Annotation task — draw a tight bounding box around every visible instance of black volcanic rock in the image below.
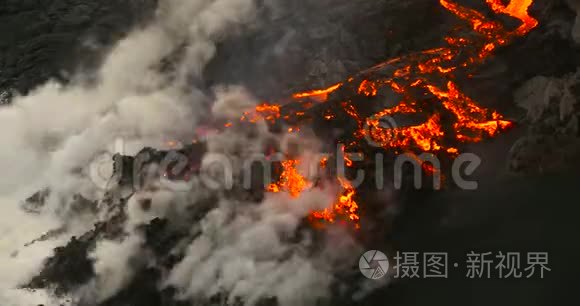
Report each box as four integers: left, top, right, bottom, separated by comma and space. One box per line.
0, 0, 157, 98
27, 234, 96, 296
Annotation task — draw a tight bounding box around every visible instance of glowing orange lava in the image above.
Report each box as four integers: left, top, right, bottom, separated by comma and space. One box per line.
240, 103, 281, 123
268, 158, 362, 229
310, 177, 360, 229
268, 160, 310, 198
226, 0, 537, 228
292, 83, 343, 101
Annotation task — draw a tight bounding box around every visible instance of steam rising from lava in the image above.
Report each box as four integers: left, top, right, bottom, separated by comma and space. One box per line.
0, 0, 540, 305
0, 0, 257, 304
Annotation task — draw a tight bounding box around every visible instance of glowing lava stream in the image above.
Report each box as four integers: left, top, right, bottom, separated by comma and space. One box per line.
229, 0, 538, 228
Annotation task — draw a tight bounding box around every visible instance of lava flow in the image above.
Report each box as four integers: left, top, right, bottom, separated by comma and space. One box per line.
267, 160, 311, 197
228, 0, 538, 228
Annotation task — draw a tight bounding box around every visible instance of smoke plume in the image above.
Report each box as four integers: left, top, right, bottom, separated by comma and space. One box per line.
0, 1, 362, 305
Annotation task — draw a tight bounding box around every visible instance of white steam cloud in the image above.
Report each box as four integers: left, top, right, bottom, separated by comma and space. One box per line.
0, 0, 363, 305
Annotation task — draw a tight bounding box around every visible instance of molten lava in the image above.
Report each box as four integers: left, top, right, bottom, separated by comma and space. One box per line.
292, 83, 344, 101
310, 177, 360, 228
226, 0, 538, 228
267, 160, 311, 198
268, 158, 362, 229
241, 103, 281, 123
